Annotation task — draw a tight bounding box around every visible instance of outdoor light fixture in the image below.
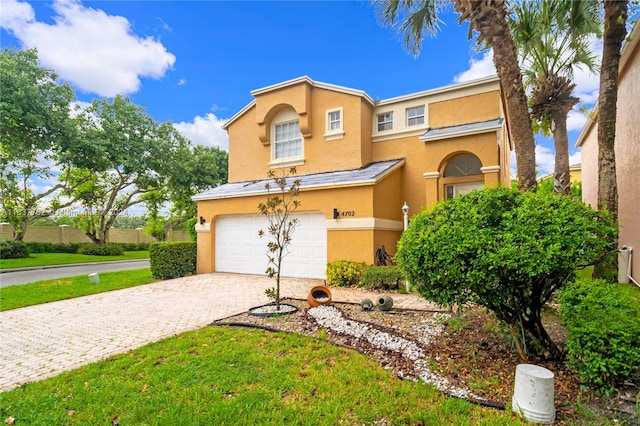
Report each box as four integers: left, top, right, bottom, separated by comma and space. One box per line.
333, 208, 339, 220
401, 202, 409, 231
199, 216, 205, 225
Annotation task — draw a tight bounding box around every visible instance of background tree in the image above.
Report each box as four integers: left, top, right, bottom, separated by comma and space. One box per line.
397, 187, 617, 359
0, 48, 89, 240
510, 0, 600, 195
257, 167, 301, 310
375, 0, 538, 191
144, 144, 227, 241
71, 96, 187, 244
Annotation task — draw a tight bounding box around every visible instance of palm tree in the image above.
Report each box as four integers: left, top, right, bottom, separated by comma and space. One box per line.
510, 0, 600, 195
597, 0, 627, 218
376, 0, 538, 191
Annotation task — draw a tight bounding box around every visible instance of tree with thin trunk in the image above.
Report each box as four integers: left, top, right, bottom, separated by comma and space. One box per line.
258, 167, 301, 311
510, 0, 601, 195
375, 0, 537, 191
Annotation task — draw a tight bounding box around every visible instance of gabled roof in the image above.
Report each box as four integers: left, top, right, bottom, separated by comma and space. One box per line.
419, 118, 504, 141
192, 159, 405, 201
222, 76, 375, 130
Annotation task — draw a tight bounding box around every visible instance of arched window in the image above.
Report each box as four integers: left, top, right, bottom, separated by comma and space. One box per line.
444, 154, 482, 177
442, 153, 484, 200
270, 108, 304, 167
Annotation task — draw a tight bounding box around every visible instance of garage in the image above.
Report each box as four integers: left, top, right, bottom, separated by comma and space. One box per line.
215, 211, 327, 279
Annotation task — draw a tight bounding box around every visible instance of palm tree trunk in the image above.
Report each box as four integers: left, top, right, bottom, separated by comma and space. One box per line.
453, 0, 537, 191
550, 111, 571, 195
597, 0, 626, 218
594, 0, 627, 279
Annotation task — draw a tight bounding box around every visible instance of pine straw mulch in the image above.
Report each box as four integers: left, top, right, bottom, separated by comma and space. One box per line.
212, 297, 640, 425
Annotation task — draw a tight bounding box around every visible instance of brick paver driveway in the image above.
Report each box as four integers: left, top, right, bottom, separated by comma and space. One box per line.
0, 273, 439, 392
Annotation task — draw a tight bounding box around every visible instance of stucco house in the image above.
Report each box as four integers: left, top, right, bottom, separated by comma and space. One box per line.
194, 76, 512, 279
576, 21, 639, 285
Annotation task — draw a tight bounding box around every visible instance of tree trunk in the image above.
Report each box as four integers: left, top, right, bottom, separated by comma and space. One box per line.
597, 0, 626, 217
550, 111, 571, 195
594, 0, 627, 279
453, 0, 537, 191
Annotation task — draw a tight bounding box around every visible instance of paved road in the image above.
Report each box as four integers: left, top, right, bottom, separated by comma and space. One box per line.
0, 260, 150, 288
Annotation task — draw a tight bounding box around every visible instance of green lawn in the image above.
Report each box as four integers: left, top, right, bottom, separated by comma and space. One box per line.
0, 251, 149, 269
0, 326, 525, 425
0, 268, 156, 311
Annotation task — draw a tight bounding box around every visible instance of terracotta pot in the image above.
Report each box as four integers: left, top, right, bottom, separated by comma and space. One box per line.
308, 285, 332, 307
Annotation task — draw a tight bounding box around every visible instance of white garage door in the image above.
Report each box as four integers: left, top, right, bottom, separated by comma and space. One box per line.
215, 212, 327, 279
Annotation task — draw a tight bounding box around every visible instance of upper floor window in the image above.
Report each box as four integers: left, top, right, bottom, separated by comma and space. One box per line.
377, 112, 393, 131
328, 110, 341, 131
274, 120, 302, 160
324, 107, 344, 141
407, 106, 425, 126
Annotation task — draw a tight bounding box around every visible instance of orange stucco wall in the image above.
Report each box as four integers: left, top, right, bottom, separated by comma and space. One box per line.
429, 92, 501, 128
199, 77, 511, 275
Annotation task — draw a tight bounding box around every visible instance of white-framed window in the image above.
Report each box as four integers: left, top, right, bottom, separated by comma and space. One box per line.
377, 112, 393, 131
324, 107, 344, 141
407, 106, 425, 126
274, 120, 303, 160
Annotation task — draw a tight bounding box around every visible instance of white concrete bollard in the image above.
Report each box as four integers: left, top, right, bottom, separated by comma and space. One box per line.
512, 364, 555, 424
88, 273, 100, 284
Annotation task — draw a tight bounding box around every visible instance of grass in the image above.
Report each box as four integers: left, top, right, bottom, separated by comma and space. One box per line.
0, 268, 156, 311
0, 326, 526, 425
0, 251, 149, 269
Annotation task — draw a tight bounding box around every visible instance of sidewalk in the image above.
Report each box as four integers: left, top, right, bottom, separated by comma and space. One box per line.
0, 273, 440, 392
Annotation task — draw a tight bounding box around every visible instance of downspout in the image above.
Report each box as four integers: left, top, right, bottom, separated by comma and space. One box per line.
622, 246, 639, 287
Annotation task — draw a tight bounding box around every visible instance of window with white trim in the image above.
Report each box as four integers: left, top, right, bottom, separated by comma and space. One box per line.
329, 110, 341, 131
274, 120, 302, 160
324, 107, 344, 141
406, 106, 425, 126
377, 112, 393, 131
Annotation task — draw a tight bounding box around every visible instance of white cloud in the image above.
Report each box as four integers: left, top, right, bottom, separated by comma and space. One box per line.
453, 50, 496, 83
511, 144, 582, 179
173, 113, 229, 150
1, 0, 175, 97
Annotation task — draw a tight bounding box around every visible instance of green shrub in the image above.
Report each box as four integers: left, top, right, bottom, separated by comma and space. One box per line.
559, 280, 640, 395
77, 243, 124, 256
0, 239, 30, 259
397, 187, 617, 359
25, 242, 81, 254
149, 241, 196, 279
360, 266, 404, 290
326, 260, 367, 287
118, 242, 150, 251
186, 217, 197, 242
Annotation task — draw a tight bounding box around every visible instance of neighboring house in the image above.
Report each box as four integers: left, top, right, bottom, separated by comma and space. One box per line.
576, 21, 639, 284
194, 76, 512, 279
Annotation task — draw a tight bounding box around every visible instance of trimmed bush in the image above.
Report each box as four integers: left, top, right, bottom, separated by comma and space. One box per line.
326, 260, 367, 287
149, 241, 196, 279
397, 187, 617, 359
77, 243, 124, 256
25, 242, 81, 254
118, 242, 150, 251
0, 239, 30, 259
559, 280, 640, 395
360, 266, 404, 290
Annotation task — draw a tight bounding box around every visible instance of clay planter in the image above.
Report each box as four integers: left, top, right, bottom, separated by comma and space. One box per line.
376, 295, 394, 311
308, 286, 332, 307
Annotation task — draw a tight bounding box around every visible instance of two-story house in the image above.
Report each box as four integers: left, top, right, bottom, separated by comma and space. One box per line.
194, 76, 512, 279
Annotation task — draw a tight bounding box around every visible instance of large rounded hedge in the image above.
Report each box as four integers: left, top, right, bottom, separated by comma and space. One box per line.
397, 187, 617, 358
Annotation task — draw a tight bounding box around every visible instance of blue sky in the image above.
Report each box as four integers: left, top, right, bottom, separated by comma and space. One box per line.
2, 0, 600, 180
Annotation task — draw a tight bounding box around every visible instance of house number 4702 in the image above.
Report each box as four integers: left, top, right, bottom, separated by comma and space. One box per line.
341, 211, 355, 217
